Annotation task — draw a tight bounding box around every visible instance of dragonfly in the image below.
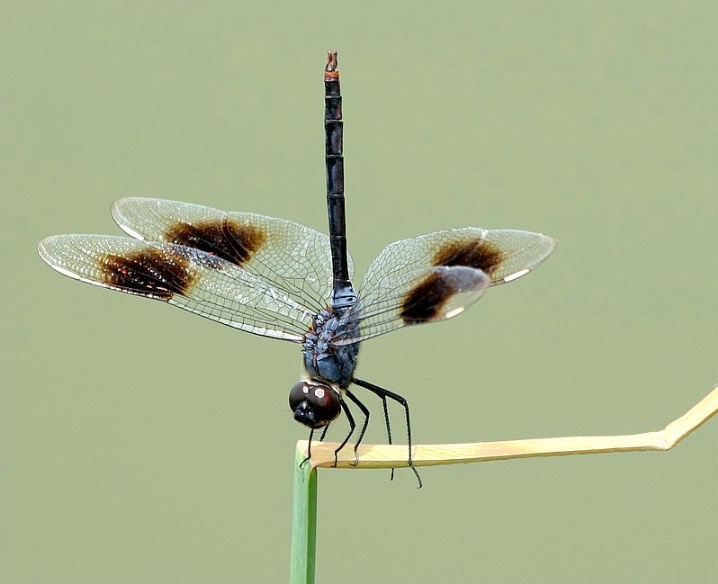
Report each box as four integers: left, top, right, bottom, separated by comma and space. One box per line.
38, 51, 556, 487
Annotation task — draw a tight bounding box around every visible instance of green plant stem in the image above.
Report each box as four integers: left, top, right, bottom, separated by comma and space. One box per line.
290, 444, 317, 584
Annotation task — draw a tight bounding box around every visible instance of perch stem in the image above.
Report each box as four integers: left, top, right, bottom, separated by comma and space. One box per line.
302, 385, 718, 469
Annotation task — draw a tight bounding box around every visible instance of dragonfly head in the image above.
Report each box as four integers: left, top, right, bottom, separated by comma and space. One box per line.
289, 379, 341, 429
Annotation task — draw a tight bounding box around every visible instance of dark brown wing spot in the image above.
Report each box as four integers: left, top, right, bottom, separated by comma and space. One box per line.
433, 237, 503, 276
165, 219, 266, 266
400, 271, 454, 324
101, 248, 194, 300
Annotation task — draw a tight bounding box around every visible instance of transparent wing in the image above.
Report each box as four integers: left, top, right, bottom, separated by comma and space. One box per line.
111, 197, 354, 311
337, 227, 556, 343
38, 234, 318, 342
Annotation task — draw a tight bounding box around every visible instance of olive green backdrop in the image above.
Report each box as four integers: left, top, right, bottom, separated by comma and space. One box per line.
2, 2, 716, 583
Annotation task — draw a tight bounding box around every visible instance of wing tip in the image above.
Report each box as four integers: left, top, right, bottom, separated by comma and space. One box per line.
37, 234, 68, 266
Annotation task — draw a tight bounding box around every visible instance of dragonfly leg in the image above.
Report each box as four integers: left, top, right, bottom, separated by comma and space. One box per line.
300, 428, 315, 468
344, 389, 370, 467
352, 377, 423, 489
319, 422, 331, 442
333, 400, 356, 467
373, 389, 395, 480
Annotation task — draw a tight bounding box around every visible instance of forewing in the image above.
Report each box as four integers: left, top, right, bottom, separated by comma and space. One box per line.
340, 227, 556, 343
111, 197, 353, 310
38, 234, 317, 341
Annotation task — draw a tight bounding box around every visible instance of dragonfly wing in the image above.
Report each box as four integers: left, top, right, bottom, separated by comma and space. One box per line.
38, 234, 316, 341
111, 197, 354, 311
338, 227, 556, 343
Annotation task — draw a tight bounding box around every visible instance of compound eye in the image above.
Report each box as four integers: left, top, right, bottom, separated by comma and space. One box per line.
289, 380, 341, 429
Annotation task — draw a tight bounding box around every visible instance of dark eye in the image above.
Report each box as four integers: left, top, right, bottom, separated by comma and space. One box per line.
289, 380, 341, 429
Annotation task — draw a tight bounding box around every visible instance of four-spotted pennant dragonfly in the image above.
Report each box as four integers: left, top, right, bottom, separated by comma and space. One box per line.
38, 52, 556, 487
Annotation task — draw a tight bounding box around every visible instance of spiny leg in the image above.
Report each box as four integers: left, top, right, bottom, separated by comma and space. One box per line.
353, 384, 395, 479
374, 390, 396, 480
300, 428, 315, 468
344, 389, 371, 467
333, 400, 356, 467
353, 378, 423, 488
319, 422, 331, 442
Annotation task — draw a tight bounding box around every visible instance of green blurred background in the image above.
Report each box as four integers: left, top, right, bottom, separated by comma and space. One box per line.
2, 2, 716, 582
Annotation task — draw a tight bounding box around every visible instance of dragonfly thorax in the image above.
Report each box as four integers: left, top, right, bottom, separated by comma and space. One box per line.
302, 308, 360, 388
289, 379, 341, 429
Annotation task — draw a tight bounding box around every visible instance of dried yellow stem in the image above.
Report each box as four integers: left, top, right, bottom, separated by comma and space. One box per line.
303, 385, 718, 469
